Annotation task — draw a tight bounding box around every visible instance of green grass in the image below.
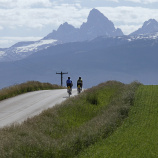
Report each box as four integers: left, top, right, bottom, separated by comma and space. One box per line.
57, 82, 118, 129
76, 85, 158, 158
0, 81, 63, 101
0, 80, 140, 158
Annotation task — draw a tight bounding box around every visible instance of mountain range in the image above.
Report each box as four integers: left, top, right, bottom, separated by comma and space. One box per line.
43, 9, 123, 42
1, 8, 158, 62
0, 8, 158, 89
1, 34, 158, 89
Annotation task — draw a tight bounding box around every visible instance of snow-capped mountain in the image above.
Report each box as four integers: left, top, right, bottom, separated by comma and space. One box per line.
43, 8, 124, 42
0, 8, 124, 62
1, 9, 158, 89
1, 9, 158, 62
1, 33, 158, 89
0, 39, 61, 61
130, 19, 158, 35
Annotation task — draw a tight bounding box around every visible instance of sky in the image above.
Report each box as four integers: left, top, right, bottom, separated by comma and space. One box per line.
0, 0, 158, 48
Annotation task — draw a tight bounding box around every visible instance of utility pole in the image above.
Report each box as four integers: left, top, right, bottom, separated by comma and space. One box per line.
56, 71, 68, 87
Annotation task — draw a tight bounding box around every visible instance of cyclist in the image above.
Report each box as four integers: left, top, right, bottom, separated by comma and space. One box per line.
66, 77, 73, 93
77, 77, 83, 90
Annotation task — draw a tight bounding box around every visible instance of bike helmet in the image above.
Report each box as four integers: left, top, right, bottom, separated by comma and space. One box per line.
68, 77, 70, 79
79, 77, 81, 79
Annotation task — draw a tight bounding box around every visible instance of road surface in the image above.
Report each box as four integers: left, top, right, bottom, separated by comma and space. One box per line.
0, 89, 77, 128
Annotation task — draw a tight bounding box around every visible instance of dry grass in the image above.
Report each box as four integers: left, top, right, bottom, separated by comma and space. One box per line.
0, 81, 63, 101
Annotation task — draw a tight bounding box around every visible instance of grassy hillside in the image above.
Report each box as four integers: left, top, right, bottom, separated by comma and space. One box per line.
0, 81, 63, 101
0, 81, 140, 158
76, 85, 158, 158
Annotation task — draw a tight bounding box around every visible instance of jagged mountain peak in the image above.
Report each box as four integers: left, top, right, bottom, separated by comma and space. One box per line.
130, 19, 158, 35
43, 8, 123, 42
57, 22, 76, 32
82, 8, 114, 28
58, 22, 73, 29
43, 21, 78, 41
143, 19, 157, 27
87, 8, 109, 23
80, 8, 123, 38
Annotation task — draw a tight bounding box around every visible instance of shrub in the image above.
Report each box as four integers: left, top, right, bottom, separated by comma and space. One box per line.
0, 81, 63, 101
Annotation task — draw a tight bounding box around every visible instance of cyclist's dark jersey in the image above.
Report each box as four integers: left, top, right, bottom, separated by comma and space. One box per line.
77, 79, 83, 88
66, 79, 73, 88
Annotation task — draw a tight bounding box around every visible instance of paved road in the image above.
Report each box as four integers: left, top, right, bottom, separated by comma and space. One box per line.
0, 89, 77, 128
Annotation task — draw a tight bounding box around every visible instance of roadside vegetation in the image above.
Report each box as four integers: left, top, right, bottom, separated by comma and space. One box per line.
76, 85, 158, 158
0, 81, 63, 101
0, 80, 141, 157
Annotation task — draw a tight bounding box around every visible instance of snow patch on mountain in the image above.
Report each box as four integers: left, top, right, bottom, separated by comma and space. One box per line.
1, 9, 158, 62
0, 39, 60, 61
15, 39, 58, 54
0, 51, 6, 57
129, 32, 158, 40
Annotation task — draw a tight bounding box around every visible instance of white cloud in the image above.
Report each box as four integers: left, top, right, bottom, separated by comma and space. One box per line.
0, 0, 14, 8
97, 6, 158, 34
91, 0, 119, 2
0, 3, 89, 30
1, 1, 157, 35
0, 0, 52, 8
0, 25, 3, 30
118, 24, 142, 35
0, 3, 90, 47
124, 0, 141, 2
0, 1, 158, 47
102, 0, 119, 2
124, 0, 158, 4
